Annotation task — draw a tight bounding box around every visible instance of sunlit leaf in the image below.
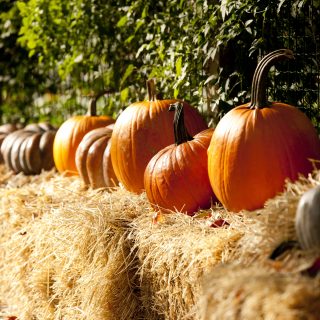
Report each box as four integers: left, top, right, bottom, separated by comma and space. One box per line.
117, 15, 128, 28
175, 56, 182, 77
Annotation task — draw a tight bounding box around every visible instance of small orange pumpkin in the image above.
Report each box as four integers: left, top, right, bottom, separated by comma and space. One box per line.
144, 102, 216, 215
75, 124, 118, 189
53, 92, 115, 175
111, 79, 208, 193
208, 49, 320, 212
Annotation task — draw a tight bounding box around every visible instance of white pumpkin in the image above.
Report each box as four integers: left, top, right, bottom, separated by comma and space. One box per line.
295, 185, 320, 250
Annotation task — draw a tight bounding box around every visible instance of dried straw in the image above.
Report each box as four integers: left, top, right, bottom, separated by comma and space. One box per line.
0, 166, 144, 320
198, 263, 320, 320
133, 171, 320, 319
1, 165, 320, 320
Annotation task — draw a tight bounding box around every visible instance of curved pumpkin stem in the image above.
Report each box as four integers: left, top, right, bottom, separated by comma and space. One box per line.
169, 102, 193, 145
147, 78, 157, 102
249, 49, 294, 109
88, 89, 113, 116
250, 49, 288, 107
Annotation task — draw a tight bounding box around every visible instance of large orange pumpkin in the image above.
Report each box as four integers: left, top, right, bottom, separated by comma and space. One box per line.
53, 92, 114, 175
144, 102, 216, 215
208, 49, 320, 212
110, 79, 208, 193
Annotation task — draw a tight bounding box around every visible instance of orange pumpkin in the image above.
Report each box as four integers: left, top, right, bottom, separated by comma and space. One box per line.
111, 79, 208, 193
53, 92, 114, 175
144, 102, 216, 215
75, 124, 118, 189
208, 49, 320, 212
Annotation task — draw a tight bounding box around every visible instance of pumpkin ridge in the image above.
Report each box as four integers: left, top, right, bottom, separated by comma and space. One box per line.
87, 136, 110, 188
173, 143, 201, 211
102, 139, 117, 187
185, 144, 210, 210
130, 106, 141, 188
147, 149, 171, 210
158, 149, 177, 210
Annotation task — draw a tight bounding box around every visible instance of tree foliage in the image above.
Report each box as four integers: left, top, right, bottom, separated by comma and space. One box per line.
0, 0, 58, 123
1, 0, 319, 128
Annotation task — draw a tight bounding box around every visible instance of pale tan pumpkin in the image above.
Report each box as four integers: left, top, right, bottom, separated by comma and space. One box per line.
295, 185, 320, 250
0, 123, 22, 163
75, 124, 118, 189
1, 122, 57, 174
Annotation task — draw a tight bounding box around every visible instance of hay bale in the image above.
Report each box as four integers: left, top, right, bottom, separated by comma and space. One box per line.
132, 210, 243, 319
198, 264, 320, 320
0, 169, 60, 319
0, 167, 145, 320
133, 171, 320, 319
1, 163, 320, 320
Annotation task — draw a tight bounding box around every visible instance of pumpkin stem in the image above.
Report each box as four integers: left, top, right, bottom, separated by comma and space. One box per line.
249, 49, 294, 109
250, 49, 287, 107
169, 102, 193, 145
147, 78, 157, 102
88, 89, 113, 116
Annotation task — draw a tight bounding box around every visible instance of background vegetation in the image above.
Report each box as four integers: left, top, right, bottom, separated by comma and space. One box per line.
0, 0, 319, 129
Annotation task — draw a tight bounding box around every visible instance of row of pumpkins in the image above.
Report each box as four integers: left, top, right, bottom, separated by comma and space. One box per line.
1, 49, 320, 221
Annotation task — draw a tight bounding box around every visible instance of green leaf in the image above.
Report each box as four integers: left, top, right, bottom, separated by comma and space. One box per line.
28, 49, 35, 57
135, 20, 144, 32
120, 87, 129, 102
141, 6, 148, 19
175, 56, 182, 77
174, 88, 179, 98
120, 64, 135, 86
125, 35, 135, 44
117, 15, 128, 28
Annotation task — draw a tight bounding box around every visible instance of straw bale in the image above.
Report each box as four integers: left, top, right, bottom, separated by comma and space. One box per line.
1, 163, 320, 320
198, 264, 320, 320
133, 171, 320, 319
0, 166, 145, 320
132, 208, 244, 319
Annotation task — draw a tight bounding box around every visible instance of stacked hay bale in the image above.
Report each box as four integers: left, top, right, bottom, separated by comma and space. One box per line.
133, 171, 320, 319
132, 211, 243, 319
198, 264, 320, 319
1, 164, 320, 319
0, 167, 143, 319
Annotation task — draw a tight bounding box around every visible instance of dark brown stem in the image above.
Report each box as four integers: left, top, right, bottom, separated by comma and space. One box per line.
249, 49, 294, 109
169, 102, 193, 145
147, 78, 157, 101
88, 89, 113, 116
251, 49, 287, 107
